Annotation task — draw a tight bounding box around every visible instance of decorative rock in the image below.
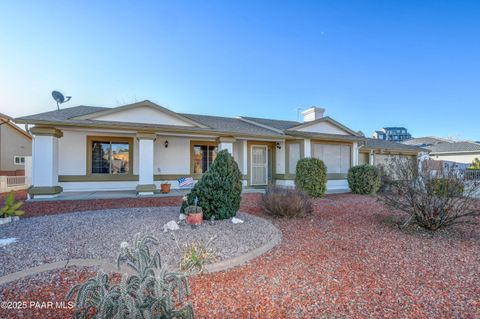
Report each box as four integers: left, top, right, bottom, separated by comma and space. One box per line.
120, 241, 130, 249
178, 213, 186, 220
163, 220, 180, 232
0, 237, 17, 247
0, 217, 12, 225
231, 217, 244, 224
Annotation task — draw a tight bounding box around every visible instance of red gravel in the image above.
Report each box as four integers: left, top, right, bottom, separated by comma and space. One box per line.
1, 193, 479, 318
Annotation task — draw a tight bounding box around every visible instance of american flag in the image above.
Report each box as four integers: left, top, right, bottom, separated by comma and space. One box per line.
178, 176, 194, 187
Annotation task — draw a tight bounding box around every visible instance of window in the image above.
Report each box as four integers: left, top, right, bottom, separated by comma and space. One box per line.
14, 156, 25, 165
90, 138, 131, 174
192, 143, 217, 174
312, 143, 351, 174
287, 142, 301, 174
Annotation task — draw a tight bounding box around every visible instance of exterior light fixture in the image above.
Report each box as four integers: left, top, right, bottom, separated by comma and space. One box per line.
164, 140, 169, 148
276, 142, 281, 150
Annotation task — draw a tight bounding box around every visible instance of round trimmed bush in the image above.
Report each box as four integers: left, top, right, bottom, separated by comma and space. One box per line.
347, 164, 381, 195
180, 149, 242, 220
294, 157, 327, 198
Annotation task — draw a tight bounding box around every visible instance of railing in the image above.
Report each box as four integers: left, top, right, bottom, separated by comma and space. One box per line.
464, 169, 480, 181
6, 176, 26, 186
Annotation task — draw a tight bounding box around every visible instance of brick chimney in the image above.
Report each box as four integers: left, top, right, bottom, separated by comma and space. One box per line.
301, 107, 325, 122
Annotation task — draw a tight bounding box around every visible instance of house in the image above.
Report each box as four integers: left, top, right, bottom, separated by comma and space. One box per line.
358, 138, 426, 167
373, 127, 412, 142
403, 137, 480, 165
15, 100, 424, 198
0, 113, 32, 176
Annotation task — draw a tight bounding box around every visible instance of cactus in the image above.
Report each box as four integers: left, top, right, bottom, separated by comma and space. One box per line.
0, 191, 24, 218
67, 233, 194, 319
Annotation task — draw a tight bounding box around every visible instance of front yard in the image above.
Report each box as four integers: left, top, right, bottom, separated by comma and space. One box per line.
1, 192, 479, 318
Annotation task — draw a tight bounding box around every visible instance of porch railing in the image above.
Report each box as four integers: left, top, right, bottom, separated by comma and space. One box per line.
0, 175, 29, 193
6, 176, 26, 186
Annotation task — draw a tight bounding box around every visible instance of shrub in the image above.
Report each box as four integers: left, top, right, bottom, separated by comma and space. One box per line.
262, 185, 313, 218
347, 164, 381, 195
181, 149, 242, 220
427, 178, 464, 197
379, 157, 480, 231
67, 234, 194, 319
0, 191, 24, 218
180, 240, 217, 274
295, 158, 327, 198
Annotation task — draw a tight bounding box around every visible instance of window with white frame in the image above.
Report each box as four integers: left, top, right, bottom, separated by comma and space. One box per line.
14, 156, 26, 165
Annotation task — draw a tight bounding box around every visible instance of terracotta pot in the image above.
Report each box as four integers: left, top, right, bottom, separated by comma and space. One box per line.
186, 212, 203, 225
160, 183, 171, 193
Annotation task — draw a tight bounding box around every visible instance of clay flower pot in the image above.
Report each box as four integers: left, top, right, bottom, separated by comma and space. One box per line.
160, 183, 171, 194
185, 206, 203, 225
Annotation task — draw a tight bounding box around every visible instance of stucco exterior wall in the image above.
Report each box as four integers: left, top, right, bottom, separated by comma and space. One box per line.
92, 106, 193, 126
297, 121, 349, 135
0, 124, 31, 172
154, 136, 191, 174
430, 153, 480, 165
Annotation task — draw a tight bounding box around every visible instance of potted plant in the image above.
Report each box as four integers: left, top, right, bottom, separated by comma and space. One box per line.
160, 182, 171, 194
0, 191, 24, 225
184, 197, 203, 225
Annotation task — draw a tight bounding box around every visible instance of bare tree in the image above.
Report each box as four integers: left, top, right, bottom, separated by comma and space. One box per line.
379, 156, 480, 230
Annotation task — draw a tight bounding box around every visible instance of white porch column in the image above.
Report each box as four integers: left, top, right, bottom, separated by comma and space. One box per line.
29, 127, 63, 199
351, 142, 359, 166
303, 138, 311, 157
136, 133, 156, 195
369, 150, 375, 165
217, 137, 235, 154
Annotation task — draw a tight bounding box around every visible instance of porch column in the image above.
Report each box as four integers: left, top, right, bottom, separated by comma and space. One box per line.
304, 139, 311, 157
217, 137, 235, 154
136, 133, 156, 195
369, 150, 375, 165
351, 142, 359, 166
29, 127, 63, 199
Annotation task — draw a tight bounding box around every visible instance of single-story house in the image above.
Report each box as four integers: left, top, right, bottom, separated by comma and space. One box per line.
15, 100, 423, 198
359, 138, 427, 167
0, 112, 32, 176
403, 137, 480, 165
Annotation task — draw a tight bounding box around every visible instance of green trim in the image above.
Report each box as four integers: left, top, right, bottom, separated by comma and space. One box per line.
275, 174, 295, 180
59, 175, 139, 182
154, 174, 188, 181
28, 186, 63, 196
30, 127, 63, 138
136, 184, 157, 192
190, 140, 219, 176
275, 173, 347, 180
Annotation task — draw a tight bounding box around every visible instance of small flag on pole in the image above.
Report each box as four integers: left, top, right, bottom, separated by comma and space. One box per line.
178, 176, 194, 187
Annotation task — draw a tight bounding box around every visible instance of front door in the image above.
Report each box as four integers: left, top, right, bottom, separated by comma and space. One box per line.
251, 145, 268, 185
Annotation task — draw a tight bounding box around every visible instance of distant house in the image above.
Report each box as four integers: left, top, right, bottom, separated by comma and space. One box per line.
0, 113, 32, 176
373, 127, 412, 142
403, 137, 480, 165
359, 138, 426, 167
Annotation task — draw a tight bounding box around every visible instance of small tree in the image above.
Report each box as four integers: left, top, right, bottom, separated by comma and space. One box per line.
469, 157, 480, 170
295, 158, 327, 198
348, 164, 381, 195
181, 149, 242, 220
379, 157, 480, 230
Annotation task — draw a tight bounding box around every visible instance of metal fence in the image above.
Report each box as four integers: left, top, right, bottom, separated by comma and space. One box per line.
464, 169, 480, 181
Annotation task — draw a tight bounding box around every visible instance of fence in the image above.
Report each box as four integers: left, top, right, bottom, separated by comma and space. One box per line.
464, 169, 480, 181
0, 176, 29, 193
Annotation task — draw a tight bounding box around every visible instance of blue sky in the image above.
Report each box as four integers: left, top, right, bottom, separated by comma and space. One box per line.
1, 1, 479, 140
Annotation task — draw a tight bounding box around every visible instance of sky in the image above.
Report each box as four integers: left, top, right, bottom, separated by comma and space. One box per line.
0, 1, 479, 140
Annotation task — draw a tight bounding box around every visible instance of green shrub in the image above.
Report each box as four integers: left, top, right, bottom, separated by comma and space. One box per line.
347, 164, 381, 195
181, 149, 242, 220
262, 185, 313, 218
294, 158, 327, 198
0, 191, 24, 218
427, 178, 464, 197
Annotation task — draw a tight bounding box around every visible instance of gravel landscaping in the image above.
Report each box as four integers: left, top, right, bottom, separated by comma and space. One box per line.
0, 206, 280, 277
1, 193, 479, 318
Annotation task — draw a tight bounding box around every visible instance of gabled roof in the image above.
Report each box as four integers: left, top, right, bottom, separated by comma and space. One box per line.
0, 113, 32, 140
362, 138, 426, 153
402, 136, 452, 146
72, 100, 208, 128
287, 116, 362, 136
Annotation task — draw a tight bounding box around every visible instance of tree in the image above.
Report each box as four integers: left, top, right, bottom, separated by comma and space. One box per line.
181, 149, 242, 220
469, 157, 480, 170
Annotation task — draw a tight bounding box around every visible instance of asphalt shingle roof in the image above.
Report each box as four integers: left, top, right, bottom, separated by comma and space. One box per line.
17, 106, 108, 122
363, 138, 426, 152
428, 142, 480, 153
240, 116, 300, 130
402, 137, 452, 146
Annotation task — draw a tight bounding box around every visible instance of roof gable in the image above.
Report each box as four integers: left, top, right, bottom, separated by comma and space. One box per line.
73, 100, 207, 127
288, 117, 359, 136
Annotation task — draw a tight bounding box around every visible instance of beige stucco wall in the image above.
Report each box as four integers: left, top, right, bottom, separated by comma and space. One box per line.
0, 124, 31, 171
430, 153, 480, 165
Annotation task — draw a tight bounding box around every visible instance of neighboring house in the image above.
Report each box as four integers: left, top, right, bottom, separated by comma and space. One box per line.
373, 127, 412, 142
358, 138, 426, 167
403, 137, 480, 165
0, 112, 32, 176
16, 101, 423, 198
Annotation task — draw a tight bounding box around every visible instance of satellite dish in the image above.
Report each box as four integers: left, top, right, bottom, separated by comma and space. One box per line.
51, 91, 72, 110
